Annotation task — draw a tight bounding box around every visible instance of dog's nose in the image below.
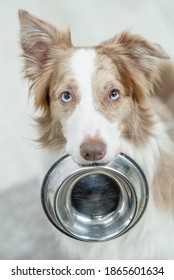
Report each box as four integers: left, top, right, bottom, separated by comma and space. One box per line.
80, 138, 106, 161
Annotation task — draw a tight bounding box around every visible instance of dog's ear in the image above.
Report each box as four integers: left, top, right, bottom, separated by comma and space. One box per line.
18, 10, 72, 111
98, 31, 170, 102
101, 30, 169, 60
18, 10, 72, 77
99, 31, 170, 79
114, 31, 169, 59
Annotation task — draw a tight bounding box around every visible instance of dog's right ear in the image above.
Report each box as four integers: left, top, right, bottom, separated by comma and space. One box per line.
18, 10, 72, 110
18, 10, 72, 77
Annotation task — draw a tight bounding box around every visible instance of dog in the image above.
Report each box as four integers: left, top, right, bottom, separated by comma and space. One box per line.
19, 10, 174, 259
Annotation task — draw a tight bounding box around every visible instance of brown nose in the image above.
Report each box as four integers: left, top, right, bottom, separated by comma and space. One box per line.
80, 138, 106, 161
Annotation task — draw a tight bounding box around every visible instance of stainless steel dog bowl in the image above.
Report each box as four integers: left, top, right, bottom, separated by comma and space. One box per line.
41, 153, 148, 242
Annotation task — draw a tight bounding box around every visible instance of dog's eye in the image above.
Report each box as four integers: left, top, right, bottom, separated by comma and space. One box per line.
109, 89, 120, 101
61, 91, 73, 103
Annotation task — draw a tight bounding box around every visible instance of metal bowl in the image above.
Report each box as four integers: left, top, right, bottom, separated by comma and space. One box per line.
41, 153, 148, 242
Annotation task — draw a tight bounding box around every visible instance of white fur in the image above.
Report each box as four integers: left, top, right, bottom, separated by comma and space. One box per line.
64, 49, 121, 165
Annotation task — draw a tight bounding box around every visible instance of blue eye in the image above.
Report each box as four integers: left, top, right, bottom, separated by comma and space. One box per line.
109, 89, 120, 101
61, 91, 73, 103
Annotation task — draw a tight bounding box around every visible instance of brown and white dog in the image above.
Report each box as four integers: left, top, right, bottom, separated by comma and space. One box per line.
19, 10, 174, 259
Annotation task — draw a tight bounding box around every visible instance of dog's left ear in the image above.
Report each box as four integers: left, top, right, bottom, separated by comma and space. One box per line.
101, 31, 169, 60
99, 31, 170, 80
114, 31, 169, 59
99, 31, 170, 101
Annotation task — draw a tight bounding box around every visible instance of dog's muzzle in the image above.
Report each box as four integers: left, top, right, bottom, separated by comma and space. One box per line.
41, 153, 148, 242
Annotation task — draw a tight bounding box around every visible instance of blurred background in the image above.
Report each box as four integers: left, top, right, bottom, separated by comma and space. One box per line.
0, 0, 174, 259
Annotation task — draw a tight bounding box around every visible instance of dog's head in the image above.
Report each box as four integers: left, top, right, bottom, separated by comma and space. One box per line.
19, 10, 169, 165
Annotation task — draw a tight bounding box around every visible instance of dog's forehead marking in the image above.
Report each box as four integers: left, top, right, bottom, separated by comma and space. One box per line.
70, 48, 96, 83
69, 48, 96, 105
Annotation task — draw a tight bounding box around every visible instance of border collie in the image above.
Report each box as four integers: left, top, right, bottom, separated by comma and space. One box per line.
19, 10, 174, 259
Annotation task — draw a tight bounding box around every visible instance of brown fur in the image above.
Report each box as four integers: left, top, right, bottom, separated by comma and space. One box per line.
153, 60, 174, 113
153, 151, 174, 211
19, 10, 73, 148
18, 10, 72, 111
94, 49, 155, 145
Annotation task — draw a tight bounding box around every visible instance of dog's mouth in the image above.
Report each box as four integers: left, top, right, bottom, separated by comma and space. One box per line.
72, 153, 118, 167
78, 161, 110, 167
